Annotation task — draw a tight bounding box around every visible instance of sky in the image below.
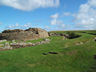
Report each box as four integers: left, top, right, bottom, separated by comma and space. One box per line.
0, 0, 96, 32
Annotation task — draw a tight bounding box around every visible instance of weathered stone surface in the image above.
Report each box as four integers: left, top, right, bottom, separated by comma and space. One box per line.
12, 40, 16, 43
0, 38, 50, 50
4, 42, 12, 49
2, 29, 24, 33
0, 40, 7, 42
76, 42, 84, 45
0, 28, 49, 41
49, 33, 62, 36
49, 32, 81, 39
94, 37, 96, 41
0, 44, 4, 48
10, 39, 50, 49
49, 33, 69, 38
44, 38, 50, 42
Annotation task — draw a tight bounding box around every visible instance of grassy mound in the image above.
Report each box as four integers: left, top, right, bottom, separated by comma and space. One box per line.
0, 30, 96, 72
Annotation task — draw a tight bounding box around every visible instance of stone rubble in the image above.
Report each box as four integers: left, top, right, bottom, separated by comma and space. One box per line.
4, 42, 13, 49
0, 40, 7, 42
0, 39, 50, 50
10, 39, 50, 49
76, 42, 84, 45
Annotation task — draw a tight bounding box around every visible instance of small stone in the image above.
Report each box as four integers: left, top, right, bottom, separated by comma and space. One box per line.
80, 42, 83, 44
76, 42, 83, 45
4, 42, 12, 49
44, 38, 50, 42
0, 40, 7, 43
32, 43, 36, 46
12, 40, 16, 43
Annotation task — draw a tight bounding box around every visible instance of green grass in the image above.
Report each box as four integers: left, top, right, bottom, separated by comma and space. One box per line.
0, 30, 96, 72
25, 38, 44, 43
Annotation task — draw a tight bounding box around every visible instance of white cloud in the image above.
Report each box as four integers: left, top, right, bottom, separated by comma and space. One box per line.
50, 13, 59, 25
8, 22, 32, 29
8, 23, 20, 28
0, 0, 60, 11
88, 0, 96, 7
50, 13, 59, 19
50, 13, 65, 30
23, 23, 31, 28
74, 0, 96, 30
63, 12, 71, 16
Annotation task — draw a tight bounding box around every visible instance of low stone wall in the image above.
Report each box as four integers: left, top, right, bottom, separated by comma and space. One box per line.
0, 39, 50, 50
49, 33, 65, 36
11, 39, 50, 49
0, 40, 7, 42
49, 32, 81, 39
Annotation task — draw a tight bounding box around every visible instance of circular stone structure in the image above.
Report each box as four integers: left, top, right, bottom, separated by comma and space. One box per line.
0, 28, 49, 41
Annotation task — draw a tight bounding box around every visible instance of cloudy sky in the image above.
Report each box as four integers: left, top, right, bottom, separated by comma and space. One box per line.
0, 0, 96, 31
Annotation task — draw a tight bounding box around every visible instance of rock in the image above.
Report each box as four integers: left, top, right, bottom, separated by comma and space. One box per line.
4, 42, 12, 49
76, 42, 83, 45
49, 33, 69, 39
62, 36, 67, 40
0, 40, 7, 42
0, 28, 49, 41
44, 38, 50, 42
10, 38, 50, 49
40, 41, 46, 44
76, 43, 80, 45
80, 42, 83, 44
0, 44, 4, 49
2, 29, 24, 33
27, 42, 33, 45
94, 37, 96, 41
32, 43, 36, 46
12, 40, 16, 43
35, 42, 41, 45
0, 44, 4, 46
49, 33, 62, 36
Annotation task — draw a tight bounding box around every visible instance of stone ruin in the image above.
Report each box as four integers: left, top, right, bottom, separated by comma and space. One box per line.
0, 28, 50, 50
10, 38, 50, 49
0, 39, 50, 50
0, 40, 7, 42
0, 28, 49, 41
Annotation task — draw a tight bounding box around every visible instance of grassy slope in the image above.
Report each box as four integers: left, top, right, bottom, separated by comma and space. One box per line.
0, 31, 96, 72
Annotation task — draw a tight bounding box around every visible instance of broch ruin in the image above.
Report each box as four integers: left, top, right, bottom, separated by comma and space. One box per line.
0, 28, 50, 50
0, 28, 49, 41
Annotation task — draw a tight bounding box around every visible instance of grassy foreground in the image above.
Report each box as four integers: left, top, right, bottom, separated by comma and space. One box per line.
0, 31, 96, 72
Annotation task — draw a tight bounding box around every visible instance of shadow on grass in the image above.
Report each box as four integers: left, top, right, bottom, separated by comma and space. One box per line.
87, 62, 96, 72
87, 56, 96, 72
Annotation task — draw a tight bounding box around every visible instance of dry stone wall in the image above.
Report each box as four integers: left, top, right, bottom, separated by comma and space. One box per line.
0, 39, 50, 50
